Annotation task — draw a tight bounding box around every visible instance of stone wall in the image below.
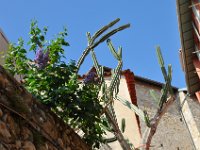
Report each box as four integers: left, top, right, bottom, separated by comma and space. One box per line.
0, 65, 89, 150
0, 29, 8, 65
135, 81, 198, 150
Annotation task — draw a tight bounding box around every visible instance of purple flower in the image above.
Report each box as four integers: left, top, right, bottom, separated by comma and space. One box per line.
34, 49, 50, 69
43, 50, 50, 62
83, 71, 96, 84
35, 49, 44, 64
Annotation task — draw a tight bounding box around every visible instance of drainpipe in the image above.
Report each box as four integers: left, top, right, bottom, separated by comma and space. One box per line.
177, 89, 200, 150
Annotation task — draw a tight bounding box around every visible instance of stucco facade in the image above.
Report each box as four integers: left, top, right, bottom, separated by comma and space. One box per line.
82, 68, 200, 149
102, 76, 141, 149
101, 72, 200, 149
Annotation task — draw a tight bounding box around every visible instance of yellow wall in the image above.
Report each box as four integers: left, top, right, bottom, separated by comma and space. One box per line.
103, 76, 141, 149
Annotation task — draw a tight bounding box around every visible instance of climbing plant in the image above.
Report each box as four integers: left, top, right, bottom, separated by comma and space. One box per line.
4, 18, 175, 150
4, 20, 104, 148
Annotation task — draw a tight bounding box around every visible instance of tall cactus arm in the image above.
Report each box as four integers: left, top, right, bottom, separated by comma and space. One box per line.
76, 19, 130, 72
91, 24, 130, 50
92, 18, 120, 42
115, 96, 150, 127
105, 108, 134, 150
86, 32, 101, 77
156, 46, 173, 95
107, 39, 121, 61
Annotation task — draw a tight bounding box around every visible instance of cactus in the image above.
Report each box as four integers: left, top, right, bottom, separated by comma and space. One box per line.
76, 18, 130, 73
121, 118, 126, 133
156, 46, 173, 109
77, 19, 133, 149
142, 47, 175, 150
77, 19, 175, 150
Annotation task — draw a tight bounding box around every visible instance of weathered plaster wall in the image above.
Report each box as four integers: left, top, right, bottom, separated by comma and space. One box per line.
0, 66, 89, 150
179, 91, 200, 150
186, 97, 200, 131
135, 81, 196, 150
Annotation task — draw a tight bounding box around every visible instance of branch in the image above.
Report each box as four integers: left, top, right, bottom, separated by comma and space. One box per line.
105, 109, 133, 150
143, 96, 175, 150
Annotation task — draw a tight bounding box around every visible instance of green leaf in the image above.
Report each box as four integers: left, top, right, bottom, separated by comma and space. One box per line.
39, 35, 45, 41
61, 39, 69, 46
43, 26, 48, 32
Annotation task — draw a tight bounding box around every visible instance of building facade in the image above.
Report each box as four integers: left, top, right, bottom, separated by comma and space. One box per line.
135, 76, 199, 149
0, 28, 9, 65
177, 1, 200, 149
177, 0, 200, 102
80, 67, 199, 149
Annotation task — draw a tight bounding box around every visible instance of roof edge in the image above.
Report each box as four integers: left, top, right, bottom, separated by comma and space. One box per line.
0, 28, 9, 43
78, 66, 178, 91
176, 0, 193, 94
